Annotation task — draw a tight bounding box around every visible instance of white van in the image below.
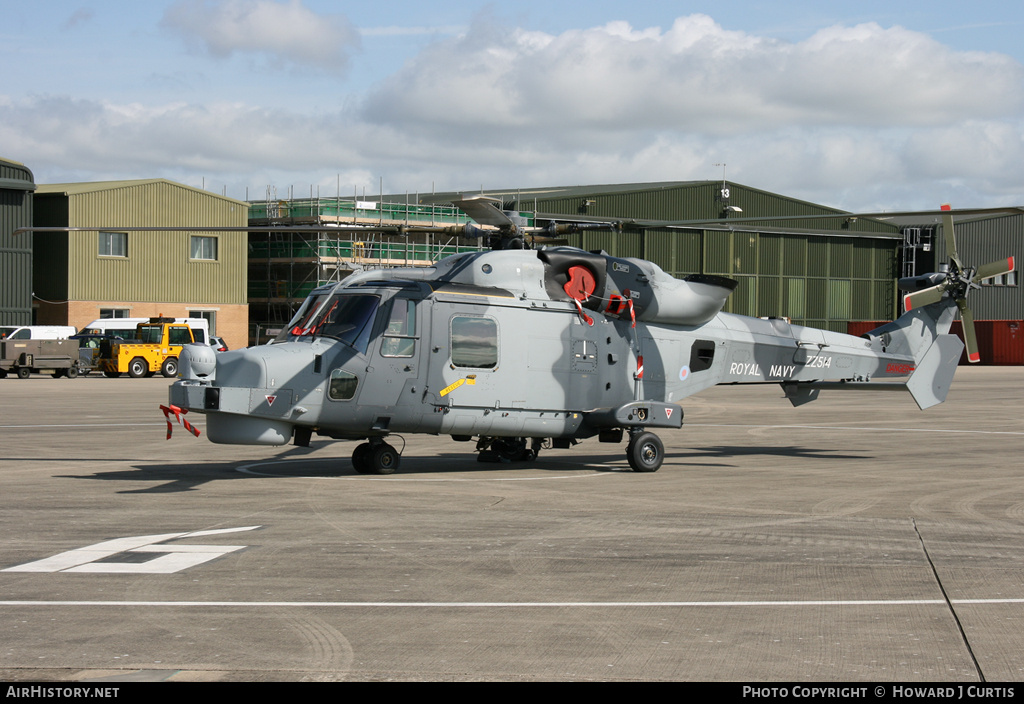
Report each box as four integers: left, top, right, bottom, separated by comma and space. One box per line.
78, 318, 148, 338
0, 325, 77, 340
80, 317, 209, 344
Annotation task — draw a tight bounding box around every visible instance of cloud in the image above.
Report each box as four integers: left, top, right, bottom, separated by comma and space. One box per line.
61, 9, 95, 30
161, 0, 360, 72
361, 14, 1024, 138
6, 12, 1024, 212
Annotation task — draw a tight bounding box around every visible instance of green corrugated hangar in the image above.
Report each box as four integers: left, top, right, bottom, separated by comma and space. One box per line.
0, 157, 36, 326
32, 179, 250, 350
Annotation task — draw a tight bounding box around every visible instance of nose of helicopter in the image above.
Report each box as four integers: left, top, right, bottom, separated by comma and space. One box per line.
202, 344, 313, 445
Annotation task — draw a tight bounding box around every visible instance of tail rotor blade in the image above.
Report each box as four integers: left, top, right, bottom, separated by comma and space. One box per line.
903, 283, 947, 311
956, 298, 981, 363
974, 256, 1015, 282
942, 211, 964, 270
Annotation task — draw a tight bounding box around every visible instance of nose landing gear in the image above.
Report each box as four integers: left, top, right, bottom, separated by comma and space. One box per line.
626, 430, 664, 472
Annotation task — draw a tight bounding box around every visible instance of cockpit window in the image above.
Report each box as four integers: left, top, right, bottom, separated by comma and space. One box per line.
277, 293, 380, 354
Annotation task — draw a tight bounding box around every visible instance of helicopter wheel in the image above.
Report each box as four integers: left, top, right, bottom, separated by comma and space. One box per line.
352, 441, 400, 475
352, 443, 373, 474
626, 431, 664, 473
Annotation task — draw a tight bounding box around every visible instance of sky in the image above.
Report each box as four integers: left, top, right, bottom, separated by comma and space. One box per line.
2, 0, 1024, 212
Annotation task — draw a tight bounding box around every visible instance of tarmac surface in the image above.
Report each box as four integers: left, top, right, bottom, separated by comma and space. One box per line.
0, 367, 1022, 682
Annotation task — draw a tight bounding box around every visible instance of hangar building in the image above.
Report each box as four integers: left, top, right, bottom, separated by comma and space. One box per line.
0, 157, 35, 326
32, 179, 250, 349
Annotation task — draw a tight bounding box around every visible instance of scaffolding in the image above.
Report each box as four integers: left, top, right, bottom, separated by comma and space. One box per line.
247, 191, 511, 343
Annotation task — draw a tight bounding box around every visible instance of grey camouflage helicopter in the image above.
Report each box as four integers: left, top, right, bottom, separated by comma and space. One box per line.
168, 200, 1015, 474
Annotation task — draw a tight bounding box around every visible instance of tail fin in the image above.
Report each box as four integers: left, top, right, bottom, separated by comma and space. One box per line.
866, 300, 963, 409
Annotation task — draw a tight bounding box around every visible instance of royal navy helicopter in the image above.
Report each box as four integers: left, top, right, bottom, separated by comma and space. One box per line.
166, 198, 1015, 474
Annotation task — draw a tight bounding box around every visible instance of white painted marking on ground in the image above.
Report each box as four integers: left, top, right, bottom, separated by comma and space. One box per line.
2, 527, 260, 574
1, 598, 1022, 608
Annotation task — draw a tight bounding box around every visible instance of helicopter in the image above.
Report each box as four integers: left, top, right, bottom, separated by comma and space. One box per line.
165, 198, 1015, 474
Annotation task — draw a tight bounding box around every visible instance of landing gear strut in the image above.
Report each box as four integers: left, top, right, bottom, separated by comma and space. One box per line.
626, 430, 664, 472
352, 439, 401, 475
476, 437, 544, 463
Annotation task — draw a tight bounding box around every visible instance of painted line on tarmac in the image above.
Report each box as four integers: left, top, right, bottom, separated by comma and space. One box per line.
2, 598, 1024, 608
689, 423, 1024, 436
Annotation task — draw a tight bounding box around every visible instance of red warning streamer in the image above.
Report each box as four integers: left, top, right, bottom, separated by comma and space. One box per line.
160, 404, 201, 439
572, 298, 595, 326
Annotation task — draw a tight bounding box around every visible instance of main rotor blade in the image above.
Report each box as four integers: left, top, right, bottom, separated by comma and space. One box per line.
957, 298, 981, 363
974, 256, 1016, 282
903, 283, 947, 311
450, 196, 518, 228
941, 211, 964, 271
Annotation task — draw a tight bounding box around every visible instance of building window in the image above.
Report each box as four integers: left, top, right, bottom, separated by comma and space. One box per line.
188, 310, 216, 336
190, 236, 218, 261
99, 308, 130, 318
99, 232, 127, 257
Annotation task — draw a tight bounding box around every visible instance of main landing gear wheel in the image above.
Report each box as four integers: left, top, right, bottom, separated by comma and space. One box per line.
627, 431, 664, 472
352, 441, 401, 475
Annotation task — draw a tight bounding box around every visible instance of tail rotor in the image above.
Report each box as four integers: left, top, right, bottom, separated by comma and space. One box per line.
901, 208, 1015, 363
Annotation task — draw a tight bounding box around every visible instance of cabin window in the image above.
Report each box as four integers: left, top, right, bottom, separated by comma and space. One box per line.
690, 340, 716, 372
380, 299, 417, 357
451, 316, 498, 369
328, 369, 359, 400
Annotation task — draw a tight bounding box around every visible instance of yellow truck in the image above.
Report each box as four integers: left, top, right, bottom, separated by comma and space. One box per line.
98, 317, 199, 378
